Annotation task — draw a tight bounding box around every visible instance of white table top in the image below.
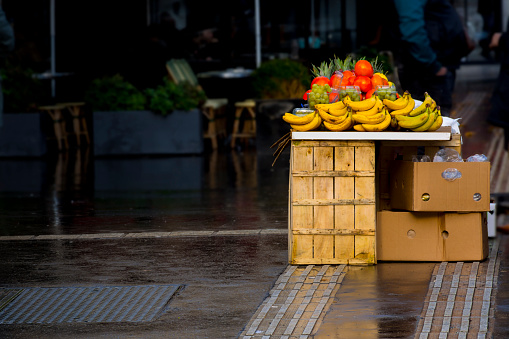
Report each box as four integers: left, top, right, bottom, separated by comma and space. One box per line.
291, 126, 453, 141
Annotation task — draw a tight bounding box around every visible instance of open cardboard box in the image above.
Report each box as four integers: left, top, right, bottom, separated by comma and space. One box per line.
377, 211, 488, 262
389, 161, 490, 212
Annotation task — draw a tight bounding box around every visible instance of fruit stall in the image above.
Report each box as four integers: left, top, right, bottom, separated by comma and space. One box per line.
279, 56, 490, 266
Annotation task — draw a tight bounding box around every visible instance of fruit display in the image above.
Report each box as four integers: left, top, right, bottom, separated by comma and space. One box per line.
283, 55, 444, 132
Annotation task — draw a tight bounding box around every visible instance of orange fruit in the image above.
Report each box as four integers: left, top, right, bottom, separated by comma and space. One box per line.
354, 60, 373, 78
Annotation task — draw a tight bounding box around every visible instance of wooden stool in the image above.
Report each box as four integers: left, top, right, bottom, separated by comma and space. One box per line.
202, 98, 228, 150
230, 100, 256, 148
60, 102, 90, 147
39, 104, 69, 151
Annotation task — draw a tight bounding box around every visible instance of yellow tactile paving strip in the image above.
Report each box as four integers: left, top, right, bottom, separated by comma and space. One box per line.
240, 264, 347, 338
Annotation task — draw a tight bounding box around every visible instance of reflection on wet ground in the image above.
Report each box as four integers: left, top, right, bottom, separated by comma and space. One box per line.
0, 148, 291, 237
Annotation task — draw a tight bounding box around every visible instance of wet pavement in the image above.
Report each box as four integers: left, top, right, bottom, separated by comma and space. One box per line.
0, 64, 509, 338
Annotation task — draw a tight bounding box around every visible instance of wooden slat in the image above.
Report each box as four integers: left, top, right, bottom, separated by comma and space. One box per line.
292, 145, 314, 261
293, 229, 375, 235
313, 146, 334, 260
292, 170, 374, 177
334, 145, 355, 260
293, 198, 375, 206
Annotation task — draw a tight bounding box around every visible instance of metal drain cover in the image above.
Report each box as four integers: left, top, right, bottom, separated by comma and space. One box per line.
0, 284, 181, 324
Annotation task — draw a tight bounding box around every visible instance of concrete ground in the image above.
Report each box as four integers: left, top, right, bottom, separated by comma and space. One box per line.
0, 63, 508, 338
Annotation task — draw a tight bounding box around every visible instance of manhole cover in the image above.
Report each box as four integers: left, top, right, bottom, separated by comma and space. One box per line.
0, 284, 181, 324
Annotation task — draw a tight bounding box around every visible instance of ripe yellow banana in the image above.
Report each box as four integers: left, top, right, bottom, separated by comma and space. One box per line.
389, 94, 415, 116
383, 91, 409, 110
354, 96, 383, 116
344, 94, 377, 111
353, 124, 366, 131
396, 110, 429, 129
411, 108, 436, 131
430, 98, 437, 111
323, 111, 352, 131
282, 112, 315, 125
427, 114, 443, 132
315, 100, 346, 112
362, 109, 391, 131
318, 108, 349, 124
290, 113, 322, 131
409, 92, 433, 116
352, 110, 386, 124
328, 105, 348, 116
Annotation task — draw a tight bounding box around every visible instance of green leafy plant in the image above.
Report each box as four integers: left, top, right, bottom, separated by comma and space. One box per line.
1, 61, 45, 113
251, 59, 310, 99
84, 74, 146, 111
144, 79, 206, 116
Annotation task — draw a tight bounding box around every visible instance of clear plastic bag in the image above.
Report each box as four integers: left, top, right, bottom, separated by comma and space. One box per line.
412, 155, 431, 162
441, 168, 462, 181
433, 148, 463, 162
466, 154, 488, 162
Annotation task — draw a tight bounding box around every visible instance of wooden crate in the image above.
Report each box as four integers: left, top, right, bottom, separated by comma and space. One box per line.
289, 140, 376, 265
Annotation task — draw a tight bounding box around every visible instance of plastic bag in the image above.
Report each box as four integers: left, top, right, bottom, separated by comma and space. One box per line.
433, 148, 463, 162
441, 168, 462, 181
412, 155, 431, 162
466, 154, 488, 162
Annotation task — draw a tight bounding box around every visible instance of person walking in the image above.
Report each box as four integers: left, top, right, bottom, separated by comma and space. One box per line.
388, 0, 474, 116
487, 24, 509, 151
0, 7, 14, 128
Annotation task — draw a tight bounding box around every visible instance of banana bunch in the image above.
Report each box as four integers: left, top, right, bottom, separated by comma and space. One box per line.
394, 104, 443, 131
321, 107, 354, 131
282, 111, 322, 131
346, 95, 391, 132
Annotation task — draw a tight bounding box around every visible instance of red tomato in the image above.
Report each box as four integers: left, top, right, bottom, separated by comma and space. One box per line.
330, 72, 343, 89
311, 76, 330, 87
348, 76, 356, 86
354, 60, 374, 78
354, 76, 372, 93
329, 91, 339, 103
365, 89, 375, 99
370, 74, 385, 91
303, 89, 312, 100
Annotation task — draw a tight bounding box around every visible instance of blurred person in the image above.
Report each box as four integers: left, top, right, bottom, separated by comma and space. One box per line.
0, 7, 14, 128
387, 0, 474, 116
487, 25, 509, 151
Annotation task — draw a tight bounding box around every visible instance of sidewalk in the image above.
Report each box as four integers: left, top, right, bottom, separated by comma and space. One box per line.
0, 63, 508, 338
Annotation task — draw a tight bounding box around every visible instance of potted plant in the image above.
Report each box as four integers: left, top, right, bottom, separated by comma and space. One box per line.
250, 59, 311, 154
86, 75, 206, 156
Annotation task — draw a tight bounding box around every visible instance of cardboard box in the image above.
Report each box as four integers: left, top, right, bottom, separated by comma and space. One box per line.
377, 211, 488, 262
389, 161, 490, 212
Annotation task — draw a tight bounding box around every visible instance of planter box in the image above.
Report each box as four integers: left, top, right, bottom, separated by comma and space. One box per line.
93, 109, 203, 156
0, 113, 47, 157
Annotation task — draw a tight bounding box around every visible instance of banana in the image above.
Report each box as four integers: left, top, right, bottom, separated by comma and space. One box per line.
323, 111, 352, 131
362, 109, 391, 132
328, 105, 348, 116
383, 91, 409, 110
315, 100, 346, 112
430, 98, 437, 111
318, 108, 349, 124
352, 110, 386, 124
290, 113, 322, 131
427, 114, 443, 132
396, 110, 429, 129
389, 94, 415, 116
409, 92, 433, 116
411, 107, 436, 131
353, 124, 366, 131
354, 96, 383, 116
390, 116, 398, 129
282, 112, 315, 125
344, 94, 377, 111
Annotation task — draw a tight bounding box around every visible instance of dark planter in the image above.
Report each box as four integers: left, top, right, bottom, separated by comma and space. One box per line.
93, 109, 203, 156
0, 112, 47, 157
